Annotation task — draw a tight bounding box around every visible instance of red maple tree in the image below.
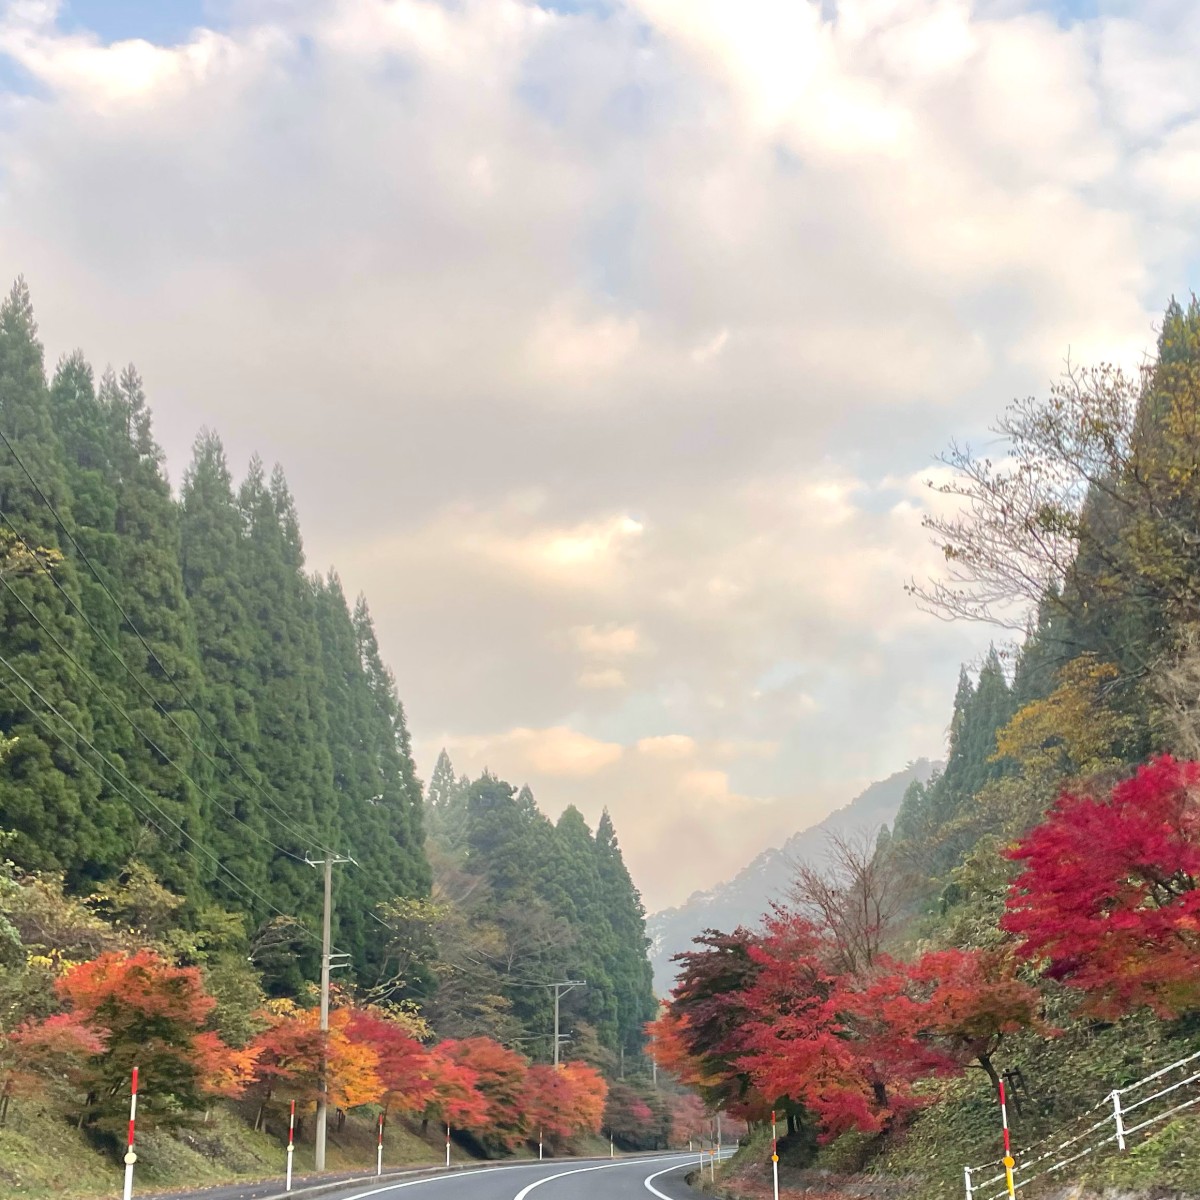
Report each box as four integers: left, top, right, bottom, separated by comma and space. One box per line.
421, 1044, 488, 1131
1002, 755, 1200, 1018
736, 908, 878, 1138
855, 948, 1044, 1093
439, 1037, 528, 1149
0, 1013, 106, 1125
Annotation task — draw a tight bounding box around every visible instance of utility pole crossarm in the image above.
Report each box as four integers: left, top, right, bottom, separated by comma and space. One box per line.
547, 979, 585, 1068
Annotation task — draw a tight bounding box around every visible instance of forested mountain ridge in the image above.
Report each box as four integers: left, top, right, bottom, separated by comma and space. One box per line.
650, 297, 1200, 1198
421, 755, 658, 1064
0, 278, 427, 984
647, 760, 937, 995
0, 274, 655, 1058
0, 279, 673, 1187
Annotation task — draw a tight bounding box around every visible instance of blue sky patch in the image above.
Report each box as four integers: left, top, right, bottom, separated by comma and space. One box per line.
533, 0, 617, 15
60, 0, 214, 46
0, 54, 44, 98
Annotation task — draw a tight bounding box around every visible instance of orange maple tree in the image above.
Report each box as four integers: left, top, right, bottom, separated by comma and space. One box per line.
522, 1061, 607, 1145
345, 1006, 432, 1117
420, 1043, 488, 1133
249, 1001, 382, 1116
55, 949, 253, 1132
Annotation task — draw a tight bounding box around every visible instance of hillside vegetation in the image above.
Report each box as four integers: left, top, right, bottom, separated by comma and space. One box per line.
0, 278, 674, 1194
648, 762, 937, 996
650, 297, 1200, 1199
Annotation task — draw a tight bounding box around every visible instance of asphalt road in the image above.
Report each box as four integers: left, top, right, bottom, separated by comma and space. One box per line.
149, 1153, 729, 1200
309, 1153, 719, 1200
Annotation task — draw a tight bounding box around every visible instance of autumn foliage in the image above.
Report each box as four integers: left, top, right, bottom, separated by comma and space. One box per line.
0, 944, 610, 1152
653, 905, 1048, 1142
1003, 755, 1200, 1018
54, 949, 259, 1132
646, 757, 1200, 1147
523, 1062, 607, 1144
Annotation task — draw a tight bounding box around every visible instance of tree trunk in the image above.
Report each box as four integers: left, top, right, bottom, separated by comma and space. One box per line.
979, 1054, 1002, 1093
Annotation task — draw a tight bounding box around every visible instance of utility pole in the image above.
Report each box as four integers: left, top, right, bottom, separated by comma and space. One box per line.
548, 980, 584, 1067
307, 853, 353, 1172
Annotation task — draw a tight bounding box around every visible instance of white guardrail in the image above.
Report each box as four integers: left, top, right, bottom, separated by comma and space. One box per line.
963, 1046, 1200, 1200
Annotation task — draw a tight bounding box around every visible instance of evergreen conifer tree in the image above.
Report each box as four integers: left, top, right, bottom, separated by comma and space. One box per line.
594, 809, 656, 1057
0, 281, 107, 880
236, 459, 333, 973
179, 431, 277, 912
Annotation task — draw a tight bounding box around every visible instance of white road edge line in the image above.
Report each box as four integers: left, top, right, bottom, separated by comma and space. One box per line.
645, 1150, 736, 1199
512, 1155, 692, 1200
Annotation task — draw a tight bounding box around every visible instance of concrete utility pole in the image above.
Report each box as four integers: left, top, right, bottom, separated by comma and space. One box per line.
307, 853, 353, 1171
548, 980, 584, 1067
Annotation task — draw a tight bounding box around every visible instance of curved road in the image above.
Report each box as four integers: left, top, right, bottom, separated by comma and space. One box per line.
147, 1150, 735, 1200
296, 1154, 719, 1200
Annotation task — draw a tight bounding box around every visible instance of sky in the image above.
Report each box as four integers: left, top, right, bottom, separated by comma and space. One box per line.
0, 0, 1197, 912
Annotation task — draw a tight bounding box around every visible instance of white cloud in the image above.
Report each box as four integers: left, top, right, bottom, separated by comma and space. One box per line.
1, 0, 1197, 907
636, 734, 696, 758
442, 726, 623, 779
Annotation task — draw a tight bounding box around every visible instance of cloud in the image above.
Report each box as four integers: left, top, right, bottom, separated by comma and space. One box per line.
422, 724, 832, 905
579, 668, 627, 690
570, 624, 641, 658
1, 0, 1197, 908
636, 734, 695, 758
442, 726, 623, 779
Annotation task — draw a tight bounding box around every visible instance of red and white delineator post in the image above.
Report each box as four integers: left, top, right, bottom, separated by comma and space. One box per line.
123, 1066, 139, 1200
771, 1110, 780, 1200
377, 1112, 385, 1177
998, 1080, 1016, 1200
445, 1124, 451, 1168
538, 1128, 543, 1161
286, 1100, 295, 1192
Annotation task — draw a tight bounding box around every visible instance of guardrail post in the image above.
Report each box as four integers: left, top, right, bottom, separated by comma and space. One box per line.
1112, 1090, 1127, 1152
964, 1164, 973, 1200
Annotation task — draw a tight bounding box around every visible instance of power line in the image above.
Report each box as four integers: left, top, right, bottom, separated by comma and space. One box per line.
0, 501, 319, 859
0, 427, 330, 846
0, 429, 406, 946
0, 557, 309, 867
0, 651, 342, 956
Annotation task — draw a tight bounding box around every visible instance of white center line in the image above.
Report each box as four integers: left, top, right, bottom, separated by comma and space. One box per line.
512, 1155, 691, 1200
321, 1154, 695, 1200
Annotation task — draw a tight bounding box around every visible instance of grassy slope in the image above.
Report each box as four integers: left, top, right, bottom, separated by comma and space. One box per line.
698, 1010, 1200, 1200
871, 1007, 1200, 1198
0, 1103, 478, 1200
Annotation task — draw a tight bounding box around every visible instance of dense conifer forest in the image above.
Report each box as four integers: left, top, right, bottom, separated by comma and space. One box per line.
0, 279, 665, 1193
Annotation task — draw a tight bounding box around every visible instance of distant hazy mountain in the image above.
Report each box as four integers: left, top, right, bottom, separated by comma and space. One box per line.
646, 760, 939, 996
